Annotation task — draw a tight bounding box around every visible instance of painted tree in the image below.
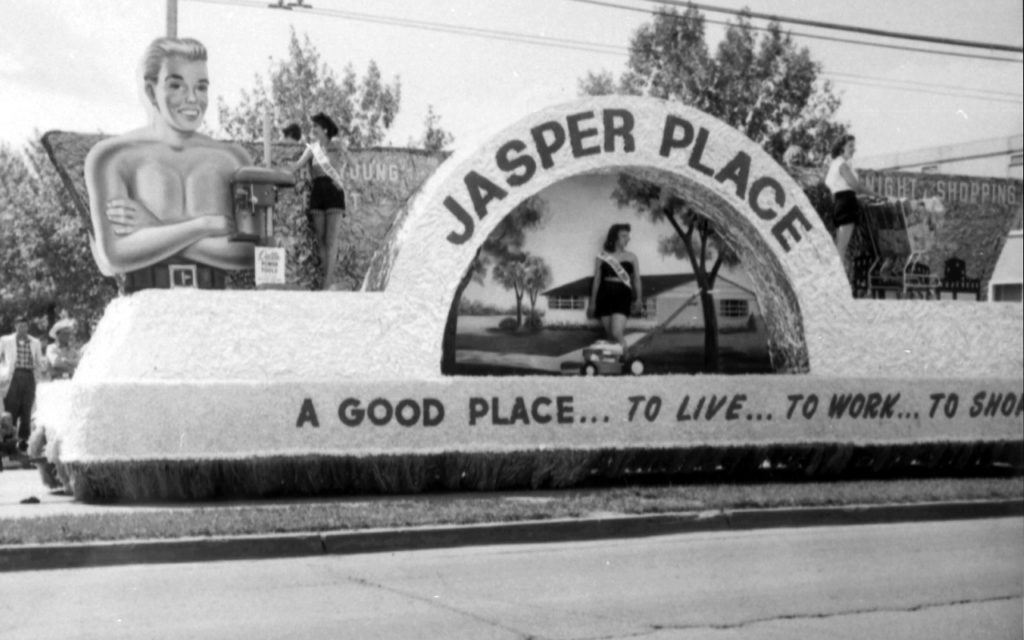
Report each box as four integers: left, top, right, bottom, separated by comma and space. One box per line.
441, 196, 547, 372
634, 186, 741, 371
0, 141, 115, 334
581, 6, 846, 371
522, 254, 553, 329
217, 28, 402, 148
493, 256, 529, 329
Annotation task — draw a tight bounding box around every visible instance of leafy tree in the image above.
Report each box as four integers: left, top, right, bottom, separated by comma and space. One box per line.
419, 104, 455, 152
581, 6, 846, 372
0, 141, 115, 335
441, 196, 547, 372
581, 7, 846, 162
217, 28, 401, 148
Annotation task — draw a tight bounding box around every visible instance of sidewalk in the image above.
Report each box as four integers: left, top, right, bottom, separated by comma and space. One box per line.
1, 463, 137, 518
2, 461, 1021, 573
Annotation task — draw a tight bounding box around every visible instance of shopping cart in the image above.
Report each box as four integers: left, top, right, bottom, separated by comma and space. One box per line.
860, 197, 940, 299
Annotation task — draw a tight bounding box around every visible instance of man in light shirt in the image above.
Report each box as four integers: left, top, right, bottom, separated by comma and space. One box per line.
1, 316, 47, 452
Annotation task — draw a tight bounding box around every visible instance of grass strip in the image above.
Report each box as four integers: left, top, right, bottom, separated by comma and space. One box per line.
55, 441, 1024, 502
2, 477, 1020, 545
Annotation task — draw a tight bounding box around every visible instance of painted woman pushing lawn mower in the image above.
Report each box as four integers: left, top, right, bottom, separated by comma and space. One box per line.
588, 223, 643, 360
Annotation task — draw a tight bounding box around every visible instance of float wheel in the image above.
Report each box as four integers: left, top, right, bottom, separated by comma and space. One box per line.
626, 358, 645, 376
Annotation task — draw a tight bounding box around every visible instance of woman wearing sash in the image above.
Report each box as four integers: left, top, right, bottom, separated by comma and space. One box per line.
588, 223, 642, 358
290, 112, 350, 288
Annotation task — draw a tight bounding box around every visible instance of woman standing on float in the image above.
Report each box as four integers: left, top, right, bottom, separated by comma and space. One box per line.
826, 134, 876, 278
291, 112, 350, 289
589, 223, 643, 358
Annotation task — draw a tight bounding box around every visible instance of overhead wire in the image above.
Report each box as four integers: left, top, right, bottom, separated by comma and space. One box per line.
634, 0, 1024, 53
572, 0, 1023, 64
189, 0, 625, 55
827, 72, 1022, 104
567, 0, 1023, 101
832, 78, 1023, 105
184, 0, 1022, 104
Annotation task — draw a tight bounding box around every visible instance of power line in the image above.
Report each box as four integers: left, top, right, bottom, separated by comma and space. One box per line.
635, 0, 1024, 53
828, 72, 1022, 102
191, 0, 1023, 68
189, 0, 624, 55
571, 0, 1024, 100
183, 0, 1022, 104
572, 0, 1023, 64
833, 77, 1023, 105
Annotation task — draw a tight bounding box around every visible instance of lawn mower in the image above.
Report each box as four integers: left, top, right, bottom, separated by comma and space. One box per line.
576, 291, 702, 376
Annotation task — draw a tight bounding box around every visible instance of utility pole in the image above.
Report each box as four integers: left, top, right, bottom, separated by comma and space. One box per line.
167, 0, 177, 38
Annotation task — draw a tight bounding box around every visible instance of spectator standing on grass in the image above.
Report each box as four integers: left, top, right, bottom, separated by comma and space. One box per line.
1, 316, 47, 453
46, 318, 81, 380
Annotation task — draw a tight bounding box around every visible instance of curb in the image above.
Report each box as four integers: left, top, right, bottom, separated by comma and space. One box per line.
1, 499, 1020, 573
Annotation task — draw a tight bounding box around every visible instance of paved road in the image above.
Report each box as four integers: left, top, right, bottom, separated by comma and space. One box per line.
2, 518, 1021, 639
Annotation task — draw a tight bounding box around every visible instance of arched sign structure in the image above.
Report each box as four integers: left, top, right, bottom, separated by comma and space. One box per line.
41, 97, 1022, 501
366, 96, 848, 374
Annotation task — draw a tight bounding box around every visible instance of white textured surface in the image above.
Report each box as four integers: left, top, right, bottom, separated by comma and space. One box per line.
34, 381, 73, 463
813, 299, 1024, 378
75, 290, 1024, 383
53, 376, 1022, 461
53, 97, 1023, 464
75, 290, 439, 381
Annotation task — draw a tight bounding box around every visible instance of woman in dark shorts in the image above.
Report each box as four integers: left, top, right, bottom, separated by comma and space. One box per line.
825, 134, 876, 277
588, 223, 642, 358
290, 112, 350, 288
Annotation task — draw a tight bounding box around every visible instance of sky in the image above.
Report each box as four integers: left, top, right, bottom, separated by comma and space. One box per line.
0, 0, 1021, 163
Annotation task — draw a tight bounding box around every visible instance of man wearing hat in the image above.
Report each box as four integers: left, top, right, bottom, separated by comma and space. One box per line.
47, 318, 81, 380
0, 317, 47, 451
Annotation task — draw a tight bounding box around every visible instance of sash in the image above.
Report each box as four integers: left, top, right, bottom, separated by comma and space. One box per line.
598, 252, 632, 289
309, 142, 346, 191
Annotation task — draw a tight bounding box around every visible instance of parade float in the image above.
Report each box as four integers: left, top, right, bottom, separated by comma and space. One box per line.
38, 95, 1022, 501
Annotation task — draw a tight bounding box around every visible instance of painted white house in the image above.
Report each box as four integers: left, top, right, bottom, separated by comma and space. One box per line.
988, 209, 1023, 303
542, 273, 760, 330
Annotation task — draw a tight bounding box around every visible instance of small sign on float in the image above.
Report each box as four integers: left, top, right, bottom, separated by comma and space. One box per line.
255, 247, 287, 287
